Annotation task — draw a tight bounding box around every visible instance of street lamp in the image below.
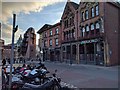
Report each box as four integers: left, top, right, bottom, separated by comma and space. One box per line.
40, 50, 43, 62
8, 14, 18, 90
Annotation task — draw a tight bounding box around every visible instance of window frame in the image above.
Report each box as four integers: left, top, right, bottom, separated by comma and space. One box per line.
95, 5, 99, 16
50, 30, 52, 36
90, 23, 95, 30
55, 28, 59, 34
55, 38, 58, 46
85, 10, 89, 20
49, 39, 52, 46
91, 7, 95, 18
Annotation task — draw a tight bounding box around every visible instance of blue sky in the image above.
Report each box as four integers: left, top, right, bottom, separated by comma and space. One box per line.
1, 0, 119, 45
0, 0, 80, 45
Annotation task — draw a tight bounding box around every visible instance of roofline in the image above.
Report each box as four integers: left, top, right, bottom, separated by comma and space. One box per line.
37, 22, 61, 34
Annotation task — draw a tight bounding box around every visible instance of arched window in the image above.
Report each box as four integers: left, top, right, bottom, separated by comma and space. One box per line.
85, 10, 89, 19
90, 23, 94, 30
86, 25, 89, 32
95, 5, 99, 16
81, 27, 85, 37
91, 7, 94, 17
95, 22, 100, 29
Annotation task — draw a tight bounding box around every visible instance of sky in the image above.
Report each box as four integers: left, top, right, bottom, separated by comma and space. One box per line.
0, 0, 80, 45
0, 0, 119, 45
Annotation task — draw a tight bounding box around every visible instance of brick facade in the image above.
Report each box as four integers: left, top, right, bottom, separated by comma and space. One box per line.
37, 1, 120, 66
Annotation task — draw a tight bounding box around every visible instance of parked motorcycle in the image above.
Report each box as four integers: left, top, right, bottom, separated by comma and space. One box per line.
21, 69, 61, 90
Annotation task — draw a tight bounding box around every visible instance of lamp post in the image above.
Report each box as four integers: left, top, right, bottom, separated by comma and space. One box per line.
8, 14, 18, 90
40, 50, 43, 62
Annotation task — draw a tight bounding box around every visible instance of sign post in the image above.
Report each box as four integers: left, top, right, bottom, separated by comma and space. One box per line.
8, 14, 18, 90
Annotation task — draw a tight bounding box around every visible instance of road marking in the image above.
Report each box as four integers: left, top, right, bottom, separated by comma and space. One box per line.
60, 81, 77, 88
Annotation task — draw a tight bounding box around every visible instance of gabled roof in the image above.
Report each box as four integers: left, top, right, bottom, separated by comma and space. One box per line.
61, 1, 79, 19
37, 24, 52, 34
70, 2, 79, 10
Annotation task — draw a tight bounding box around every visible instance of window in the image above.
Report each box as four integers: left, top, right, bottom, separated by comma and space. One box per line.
49, 39, 52, 46
95, 22, 100, 34
86, 25, 89, 36
55, 28, 59, 34
81, 27, 85, 37
91, 24, 94, 30
44, 32, 47, 37
50, 30, 52, 36
73, 31, 75, 38
86, 25, 89, 32
95, 5, 99, 16
44, 40, 47, 47
55, 38, 58, 46
82, 12, 85, 21
95, 22, 100, 29
85, 10, 88, 19
91, 7, 94, 17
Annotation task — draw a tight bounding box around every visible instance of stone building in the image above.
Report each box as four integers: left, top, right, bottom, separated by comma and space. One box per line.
20, 27, 36, 59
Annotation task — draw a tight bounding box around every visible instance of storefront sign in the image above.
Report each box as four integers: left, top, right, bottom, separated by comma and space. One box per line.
80, 39, 98, 44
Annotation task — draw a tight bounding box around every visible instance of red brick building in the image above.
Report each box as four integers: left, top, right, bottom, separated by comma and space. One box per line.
38, 1, 120, 66
37, 22, 62, 61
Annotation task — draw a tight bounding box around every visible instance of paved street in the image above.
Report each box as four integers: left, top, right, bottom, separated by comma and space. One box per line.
0, 61, 119, 89
44, 61, 119, 88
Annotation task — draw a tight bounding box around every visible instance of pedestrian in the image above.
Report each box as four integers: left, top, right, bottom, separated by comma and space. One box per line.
8, 58, 10, 64
2, 59, 6, 66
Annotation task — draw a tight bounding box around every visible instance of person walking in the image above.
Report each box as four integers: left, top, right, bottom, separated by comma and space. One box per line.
2, 59, 6, 66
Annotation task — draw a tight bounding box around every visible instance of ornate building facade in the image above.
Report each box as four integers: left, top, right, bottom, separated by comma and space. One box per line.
38, 1, 120, 66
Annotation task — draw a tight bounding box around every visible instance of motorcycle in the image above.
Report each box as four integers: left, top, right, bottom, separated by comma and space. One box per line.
21, 69, 61, 90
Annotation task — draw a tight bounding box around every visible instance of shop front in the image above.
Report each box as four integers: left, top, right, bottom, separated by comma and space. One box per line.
79, 38, 104, 65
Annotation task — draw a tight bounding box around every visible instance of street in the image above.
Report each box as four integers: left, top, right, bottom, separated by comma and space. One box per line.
0, 61, 119, 89
44, 61, 119, 88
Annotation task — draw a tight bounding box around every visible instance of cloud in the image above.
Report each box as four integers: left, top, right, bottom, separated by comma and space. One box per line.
1, 1, 65, 44
2, 22, 23, 44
